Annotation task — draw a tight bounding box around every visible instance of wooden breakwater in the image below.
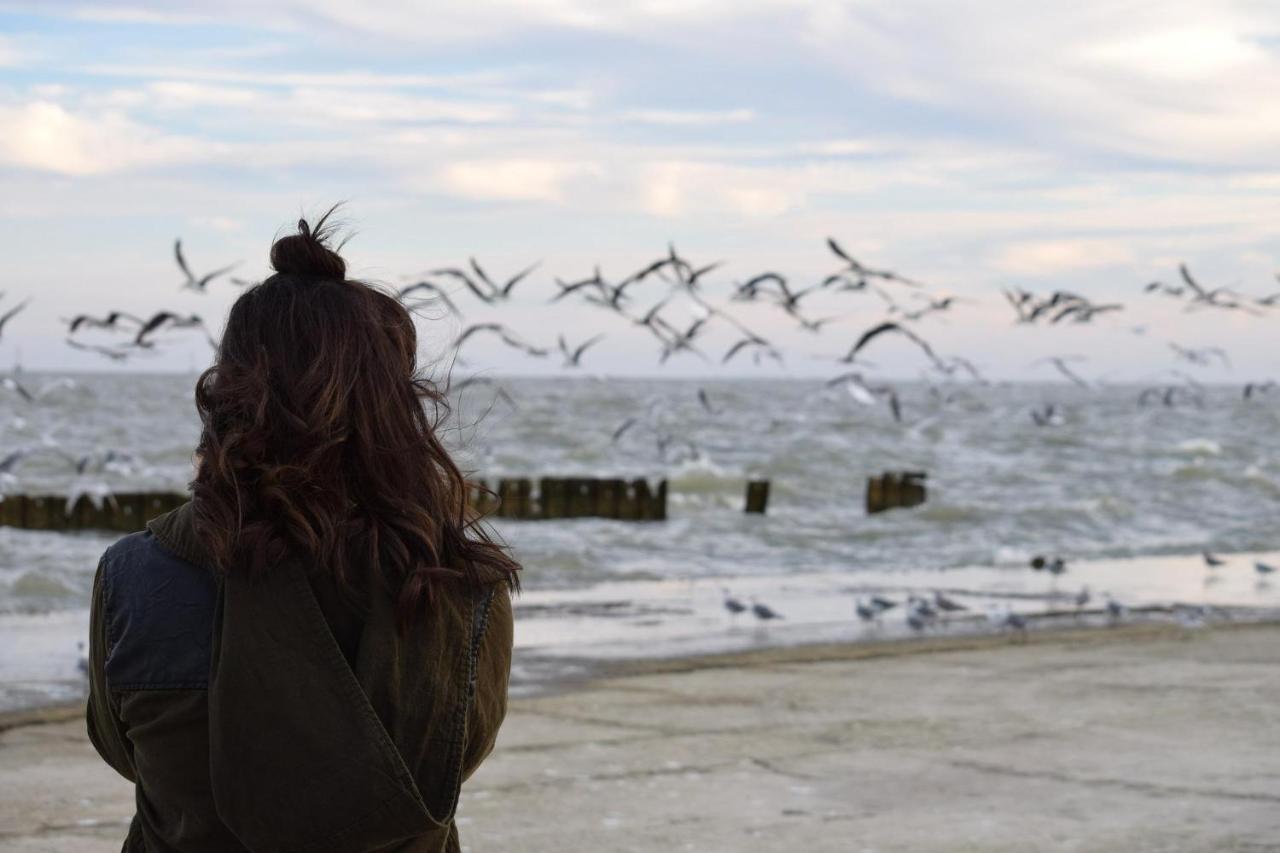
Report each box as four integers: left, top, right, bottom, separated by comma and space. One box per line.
473, 477, 668, 521
0, 492, 188, 533
866, 471, 927, 514
0, 470, 929, 532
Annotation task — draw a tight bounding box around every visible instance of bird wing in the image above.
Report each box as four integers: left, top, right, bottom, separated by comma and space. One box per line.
197, 262, 240, 288
573, 334, 605, 360
1178, 263, 1208, 297
826, 236, 853, 264
500, 261, 540, 296
0, 299, 30, 335
174, 239, 193, 279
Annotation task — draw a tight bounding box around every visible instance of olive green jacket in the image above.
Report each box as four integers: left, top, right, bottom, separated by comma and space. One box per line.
86, 502, 514, 852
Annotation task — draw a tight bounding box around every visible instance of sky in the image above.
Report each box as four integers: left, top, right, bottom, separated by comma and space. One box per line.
1, 1, 1278, 381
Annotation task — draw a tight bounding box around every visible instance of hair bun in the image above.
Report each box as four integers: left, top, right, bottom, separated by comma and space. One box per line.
269, 214, 347, 281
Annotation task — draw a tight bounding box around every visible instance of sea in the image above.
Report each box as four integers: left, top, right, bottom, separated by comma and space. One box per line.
2, 373, 1279, 711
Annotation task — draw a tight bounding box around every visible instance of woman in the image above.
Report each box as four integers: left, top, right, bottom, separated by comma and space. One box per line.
86, 210, 519, 852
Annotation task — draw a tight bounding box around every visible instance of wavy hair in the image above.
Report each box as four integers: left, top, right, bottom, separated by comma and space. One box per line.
192, 208, 518, 633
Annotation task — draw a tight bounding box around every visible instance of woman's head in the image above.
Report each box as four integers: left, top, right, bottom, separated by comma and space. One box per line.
192, 208, 517, 630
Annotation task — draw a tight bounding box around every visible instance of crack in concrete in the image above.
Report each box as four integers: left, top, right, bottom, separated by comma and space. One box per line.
948, 759, 1280, 804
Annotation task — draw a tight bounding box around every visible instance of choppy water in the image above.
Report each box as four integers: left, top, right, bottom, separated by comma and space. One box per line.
2, 373, 1279, 709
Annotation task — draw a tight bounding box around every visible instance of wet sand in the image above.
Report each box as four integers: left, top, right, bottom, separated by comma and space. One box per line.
2, 622, 1278, 852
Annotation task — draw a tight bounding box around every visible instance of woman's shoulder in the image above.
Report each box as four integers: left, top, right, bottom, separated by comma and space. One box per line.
96, 525, 219, 691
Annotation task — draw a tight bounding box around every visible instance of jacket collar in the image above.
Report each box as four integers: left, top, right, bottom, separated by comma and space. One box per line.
146, 500, 218, 572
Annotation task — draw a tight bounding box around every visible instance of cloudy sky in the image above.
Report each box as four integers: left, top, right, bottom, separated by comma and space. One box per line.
2, 1, 1278, 380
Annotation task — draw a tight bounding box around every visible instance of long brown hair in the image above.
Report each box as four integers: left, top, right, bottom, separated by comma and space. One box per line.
191, 208, 518, 631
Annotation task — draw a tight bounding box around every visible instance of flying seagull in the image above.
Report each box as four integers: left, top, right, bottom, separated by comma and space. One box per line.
175, 239, 239, 291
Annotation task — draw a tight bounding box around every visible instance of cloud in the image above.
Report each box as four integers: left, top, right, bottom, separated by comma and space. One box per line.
436, 159, 601, 202
621, 108, 755, 126
991, 239, 1135, 276
0, 100, 218, 175
0, 35, 25, 67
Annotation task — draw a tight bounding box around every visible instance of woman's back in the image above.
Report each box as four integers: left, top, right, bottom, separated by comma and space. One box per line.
86, 211, 518, 852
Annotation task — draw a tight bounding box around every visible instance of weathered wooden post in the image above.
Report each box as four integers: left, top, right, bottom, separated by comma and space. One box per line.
898, 471, 927, 509
744, 480, 770, 514
539, 477, 565, 519
25, 495, 62, 531
497, 478, 533, 519
617, 480, 640, 520
469, 479, 498, 517
597, 478, 625, 519
630, 478, 667, 521
563, 478, 596, 518
109, 493, 147, 532
866, 471, 927, 514
0, 494, 26, 528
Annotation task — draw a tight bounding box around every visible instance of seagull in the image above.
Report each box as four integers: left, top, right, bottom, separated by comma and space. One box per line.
1048, 558, 1067, 576
1074, 586, 1091, 610
610, 418, 639, 444
66, 311, 144, 334
1030, 404, 1064, 427
1105, 596, 1127, 620
933, 592, 967, 612
135, 312, 207, 347
839, 322, 941, 370
558, 334, 604, 368
697, 388, 718, 414
466, 258, 540, 301
1256, 562, 1277, 577
1202, 552, 1226, 568
396, 280, 462, 316
870, 596, 898, 612
825, 237, 923, 288
750, 598, 783, 621
175, 239, 239, 291
66, 338, 136, 361
454, 323, 548, 358
722, 334, 777, 365
1035, 357, 1090, 388
855, 599, 880, 623
0, 298, 29, 341
906, 611, 928, 632
722, 589, 747, 617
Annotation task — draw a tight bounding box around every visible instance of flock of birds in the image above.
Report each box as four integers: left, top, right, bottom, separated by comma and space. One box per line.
1, 234, 1276, 651
719, 549, 1277, 641
9, 237, 1271, 418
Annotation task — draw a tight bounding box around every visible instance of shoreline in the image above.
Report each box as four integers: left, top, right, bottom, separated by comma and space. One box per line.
5, 612, 1275, 733
2, 620, 1278, 851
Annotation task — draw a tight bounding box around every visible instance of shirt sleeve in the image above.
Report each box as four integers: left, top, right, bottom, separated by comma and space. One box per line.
85, 554, 136, 782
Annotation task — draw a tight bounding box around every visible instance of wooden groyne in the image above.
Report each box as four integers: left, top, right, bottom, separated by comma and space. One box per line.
0, 492, 188, 533
866, 471, 927, 514
473, 477, 668, 521
0, 470, 930, 532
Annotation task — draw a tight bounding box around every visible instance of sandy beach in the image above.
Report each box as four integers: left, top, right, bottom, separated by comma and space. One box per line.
2, 620, 1278, 852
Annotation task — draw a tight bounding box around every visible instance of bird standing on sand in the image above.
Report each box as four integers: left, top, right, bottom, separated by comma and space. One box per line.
855, 599, 880, 624
1105, 596, 1127, 620
870, 596, 898, 612
722, 589, 747, 617
1203, 552, 1226, 568
1075, 586, 1091, 610
750, 598, 783, 621
1256, 562, 1277, 577
933, 591, 967, 612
